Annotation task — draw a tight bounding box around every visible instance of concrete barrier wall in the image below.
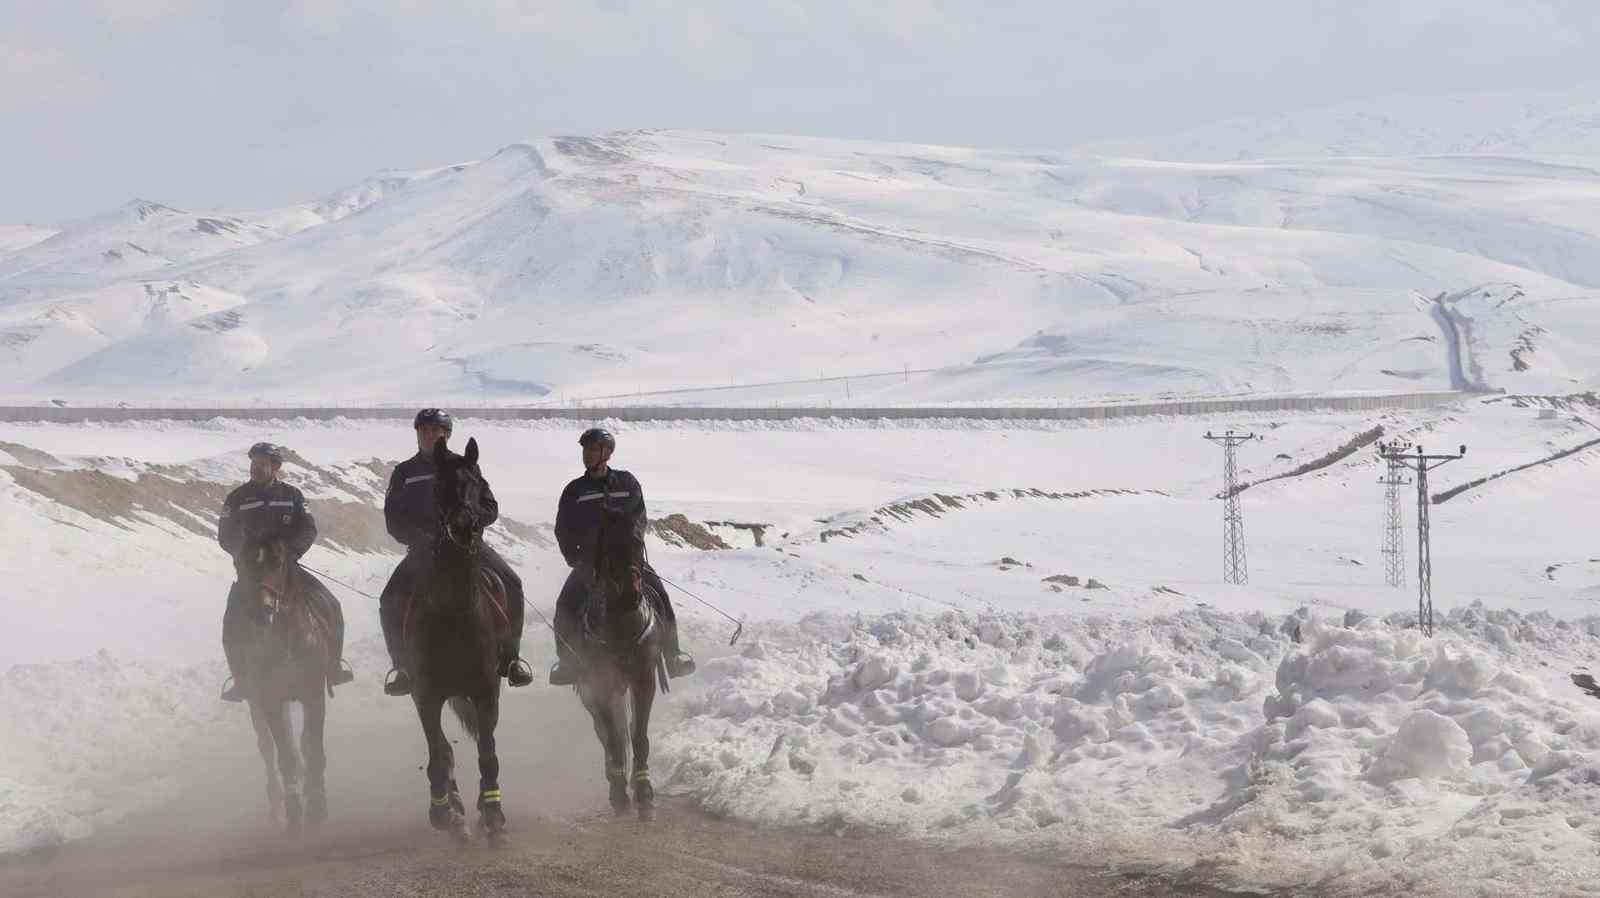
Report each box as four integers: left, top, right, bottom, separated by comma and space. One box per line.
0, 392, 1470, 423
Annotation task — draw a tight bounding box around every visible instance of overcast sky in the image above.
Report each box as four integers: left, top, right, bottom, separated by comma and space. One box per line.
5, 0, 1599, 222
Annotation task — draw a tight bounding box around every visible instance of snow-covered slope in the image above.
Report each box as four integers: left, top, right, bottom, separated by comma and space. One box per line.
0, 200, 294, 293
4, 129, 1600, 404
0, 225, 55, 255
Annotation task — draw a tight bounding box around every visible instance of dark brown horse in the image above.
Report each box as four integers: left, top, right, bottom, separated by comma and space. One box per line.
240, 546, 340, 834
573, 496, 665, 820
403, 436, 511, 844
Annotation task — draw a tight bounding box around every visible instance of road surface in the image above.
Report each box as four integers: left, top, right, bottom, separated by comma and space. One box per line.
3, 675, 1286, 898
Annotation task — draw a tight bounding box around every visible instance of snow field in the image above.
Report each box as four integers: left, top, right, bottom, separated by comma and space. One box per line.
4, 402, 1600, 894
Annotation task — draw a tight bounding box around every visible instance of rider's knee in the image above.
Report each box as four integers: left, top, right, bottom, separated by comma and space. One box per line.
498, 565, 523, 592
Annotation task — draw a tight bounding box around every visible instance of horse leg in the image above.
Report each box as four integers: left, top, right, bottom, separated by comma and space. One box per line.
248, 700, 282, 824
630, 666, 659, 821
415, 694, 462, 837
605, 687, 633, 814
300, 689, 328, 826
262, 700, 303, 836
582, 678, 630, 814
474, 693, 506, 844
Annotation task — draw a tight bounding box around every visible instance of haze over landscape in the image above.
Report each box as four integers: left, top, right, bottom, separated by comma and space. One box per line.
7, 4, 1600, 897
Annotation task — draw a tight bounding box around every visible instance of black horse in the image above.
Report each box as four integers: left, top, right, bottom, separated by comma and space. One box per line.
403, 437, 512, 844
572, 496, 666, 820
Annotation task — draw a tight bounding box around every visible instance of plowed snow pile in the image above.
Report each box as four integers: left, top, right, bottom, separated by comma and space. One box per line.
660, 607, 1600, 895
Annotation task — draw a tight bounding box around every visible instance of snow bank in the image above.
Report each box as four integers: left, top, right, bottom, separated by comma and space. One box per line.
0, 640, 392, 855
659, 608, 1600, 895
0, 652, 226, 853
660, 609, 1289, 841
1245, 614, 1600, 894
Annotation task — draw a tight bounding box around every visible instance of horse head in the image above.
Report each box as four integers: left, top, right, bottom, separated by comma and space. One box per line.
592, 500, 645, 620
432, 436, 487, 556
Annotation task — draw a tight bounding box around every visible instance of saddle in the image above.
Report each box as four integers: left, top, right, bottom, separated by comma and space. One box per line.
579, 565, 656, 648
245, 547, 334, 646
401, 567, 510, 644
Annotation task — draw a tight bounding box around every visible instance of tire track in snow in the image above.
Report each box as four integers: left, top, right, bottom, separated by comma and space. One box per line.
1428, 288, 1492, 392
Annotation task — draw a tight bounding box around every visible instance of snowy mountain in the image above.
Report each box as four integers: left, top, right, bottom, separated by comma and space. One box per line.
3, 128, 1599, 404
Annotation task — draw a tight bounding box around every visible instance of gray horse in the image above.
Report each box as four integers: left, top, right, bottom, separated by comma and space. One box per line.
239, 545, 342, 834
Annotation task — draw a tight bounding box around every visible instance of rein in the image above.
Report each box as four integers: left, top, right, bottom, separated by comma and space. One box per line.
584, 471, 653, 648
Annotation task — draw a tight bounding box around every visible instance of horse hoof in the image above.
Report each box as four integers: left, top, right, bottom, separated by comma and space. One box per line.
486, 829, 510, 850
429, 803, 455, 831
609, 785, 632, 815
449, 819, 470, 846
637, 803, 656, 822
479, 803, 506, 833
284, 794, 304, 836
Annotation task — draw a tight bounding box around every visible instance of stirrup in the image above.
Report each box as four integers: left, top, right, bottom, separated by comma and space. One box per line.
383, 668, 412, 696
329, 659, 355, 686
666, 652, 696, 678
220, 676, 245, 703
548, 659, 578, 686
504, 657, 534, 688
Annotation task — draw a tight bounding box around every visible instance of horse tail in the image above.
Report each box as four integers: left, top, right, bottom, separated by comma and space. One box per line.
448, 696, 480, 741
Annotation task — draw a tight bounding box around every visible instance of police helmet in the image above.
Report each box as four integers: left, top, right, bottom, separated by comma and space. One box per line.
247, 441, 286, 463
579, 427, 615, 450
414, 408, 453, 432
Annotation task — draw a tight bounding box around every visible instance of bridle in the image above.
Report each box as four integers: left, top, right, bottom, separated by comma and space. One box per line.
435, 462, 483, 554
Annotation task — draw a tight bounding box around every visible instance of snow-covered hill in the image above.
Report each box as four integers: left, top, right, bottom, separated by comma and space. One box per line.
4, 129, 1600, 404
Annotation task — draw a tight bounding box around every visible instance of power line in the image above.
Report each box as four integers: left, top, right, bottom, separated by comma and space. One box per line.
1204, 430, 1261, 585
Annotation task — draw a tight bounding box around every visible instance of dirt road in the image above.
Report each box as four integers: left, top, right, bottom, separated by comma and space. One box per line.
2, 676, 1276, 897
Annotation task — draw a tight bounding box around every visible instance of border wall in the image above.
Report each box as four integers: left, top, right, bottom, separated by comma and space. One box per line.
0, 391, 1470, 423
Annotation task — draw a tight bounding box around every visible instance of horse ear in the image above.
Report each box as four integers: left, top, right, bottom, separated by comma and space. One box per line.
465, 437, 479, 465
432, 435, 448, 464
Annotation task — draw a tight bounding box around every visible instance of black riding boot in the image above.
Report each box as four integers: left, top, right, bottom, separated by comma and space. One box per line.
380, 601, 411, 697
548, 606, 582, 686
500, 634, 534, 687
220, 583, 252, 702
322, 592, 355, 687
645, 574, 695, 678
221, 637, 249, 703
492, 566, 533, 687
664, 623, 696, 679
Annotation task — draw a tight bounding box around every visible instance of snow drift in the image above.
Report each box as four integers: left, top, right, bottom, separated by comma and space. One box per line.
659, 606, 1600, 895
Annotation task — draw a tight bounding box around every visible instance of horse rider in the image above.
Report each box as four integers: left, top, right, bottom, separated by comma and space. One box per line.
548, 427, 695, 686
219, 442, 354, 702
379, 408, 534, 695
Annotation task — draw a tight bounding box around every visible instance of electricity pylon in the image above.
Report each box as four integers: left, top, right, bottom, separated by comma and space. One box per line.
1379, 443, 1466, 637
1205, 430, 1261, 584
1376, 438, 1413, 588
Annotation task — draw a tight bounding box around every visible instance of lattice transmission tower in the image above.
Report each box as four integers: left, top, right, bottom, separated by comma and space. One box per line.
1376, 438, 1413, 588
1378, 442, 1466, 637
1205, 430, 1261, 585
